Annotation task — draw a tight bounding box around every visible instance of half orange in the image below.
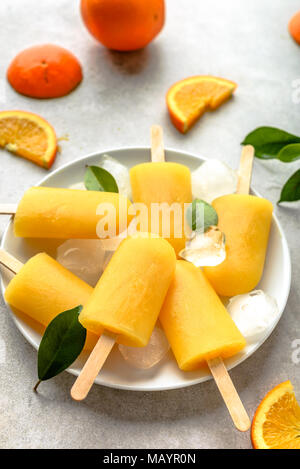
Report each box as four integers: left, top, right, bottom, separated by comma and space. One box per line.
0, 110, 57, 169
7, 44, 83, 99
251, 380, 300, 449
166, 76, 237, 133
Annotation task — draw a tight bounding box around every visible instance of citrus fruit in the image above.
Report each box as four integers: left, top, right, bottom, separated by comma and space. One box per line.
7, 44, 83, 99
251, 380, 300, 449
289, 11, 300, 45
166, 76, 237, 133
0, 110, 57, 169
80, 0, 165, 51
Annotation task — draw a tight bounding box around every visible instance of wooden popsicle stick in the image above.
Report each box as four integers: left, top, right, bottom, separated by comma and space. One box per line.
151, 125, 165, 162
0, 248, 23, 274
207, 358, 251, 432
0, 204, 17, 215
70, 332, 116, 401
236, 145, 254, 195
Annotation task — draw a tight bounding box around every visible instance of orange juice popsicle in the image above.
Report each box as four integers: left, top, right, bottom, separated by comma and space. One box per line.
160, 260, 246, 371
129, 126, 192, 255
4, 252, 98, 350
79, 235, 177, 347
203, 194, 273, 297
13, 186, 132, 239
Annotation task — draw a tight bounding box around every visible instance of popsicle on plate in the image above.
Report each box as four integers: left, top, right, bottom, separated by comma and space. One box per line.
3, 251, 98, 350
203, 195, 273, 297
79, 235, 177, 347
129, 126, 192, 255
71, 234, 177, 400
12, 186, 132, 239
160, 260, 246, 371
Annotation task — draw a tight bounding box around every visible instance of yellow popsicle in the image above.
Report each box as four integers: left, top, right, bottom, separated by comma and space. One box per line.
14, 187, 132, 239
130, 162, 192, 255
204, 194, 273, 296
4, 252, 98, 350
160, 260, 246, 371
79, 235, 177, 347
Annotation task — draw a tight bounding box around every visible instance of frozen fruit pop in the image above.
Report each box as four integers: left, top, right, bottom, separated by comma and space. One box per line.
71, 235, 176, 400
160, 260, 250, 431
130, 126, 192, 255
160, 260, 246, 371
79, 235, 176, 347
2, 186, 132, 239
1, 250, 98, 350
204, 146, 273, 296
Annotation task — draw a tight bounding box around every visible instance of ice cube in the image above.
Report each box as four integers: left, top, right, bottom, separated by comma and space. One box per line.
68, 154, 131, 197
227, 290, 279, 344
118, 323, 170, 369
179, 226, 226, 267
192, 159, 238, 203
56, 239, 106, 286
99, 154, 132, 199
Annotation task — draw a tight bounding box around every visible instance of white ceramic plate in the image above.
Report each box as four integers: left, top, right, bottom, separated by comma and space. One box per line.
0, 148, 291, 391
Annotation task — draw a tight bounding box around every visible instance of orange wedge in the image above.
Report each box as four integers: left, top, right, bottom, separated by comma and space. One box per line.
166, 76, 237, 133
251, 381, 300, 449
0, 110, 57, 169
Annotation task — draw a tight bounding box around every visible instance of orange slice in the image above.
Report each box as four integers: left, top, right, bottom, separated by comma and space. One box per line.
251, 380, 300, 449
0, 110, 57, 169
166, 76, 237, 133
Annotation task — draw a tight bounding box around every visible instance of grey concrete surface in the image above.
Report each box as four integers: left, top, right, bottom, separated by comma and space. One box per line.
0, 0, 299, 449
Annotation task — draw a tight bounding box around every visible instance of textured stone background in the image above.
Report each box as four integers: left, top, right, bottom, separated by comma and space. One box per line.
0, 0, 299, 449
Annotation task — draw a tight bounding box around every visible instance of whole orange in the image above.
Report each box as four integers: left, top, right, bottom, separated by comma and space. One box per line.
80, 0, 165, 51
7, 44, 83, 99
289, 11, 300, 45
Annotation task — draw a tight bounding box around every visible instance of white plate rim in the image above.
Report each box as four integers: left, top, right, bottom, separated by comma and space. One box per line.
0, 146, 292, 391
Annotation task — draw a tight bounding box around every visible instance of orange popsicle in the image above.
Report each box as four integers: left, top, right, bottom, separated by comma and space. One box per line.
129, 126, 192, 255
160, 260, 246, 371
79, 235, 177, 347
4, 252, 98, 350
13, 186, 132, 239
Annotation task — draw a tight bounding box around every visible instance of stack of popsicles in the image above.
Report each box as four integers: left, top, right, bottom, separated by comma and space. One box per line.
0, 127, 274, 432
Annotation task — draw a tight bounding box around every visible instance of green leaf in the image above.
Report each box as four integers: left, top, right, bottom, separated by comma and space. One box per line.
36, 306, 86, 385
278, 144, 300, 163
278, 169, 300, 204
186, 199, 218, 232
84, 166, 119, 192
242, 127, 300, 160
